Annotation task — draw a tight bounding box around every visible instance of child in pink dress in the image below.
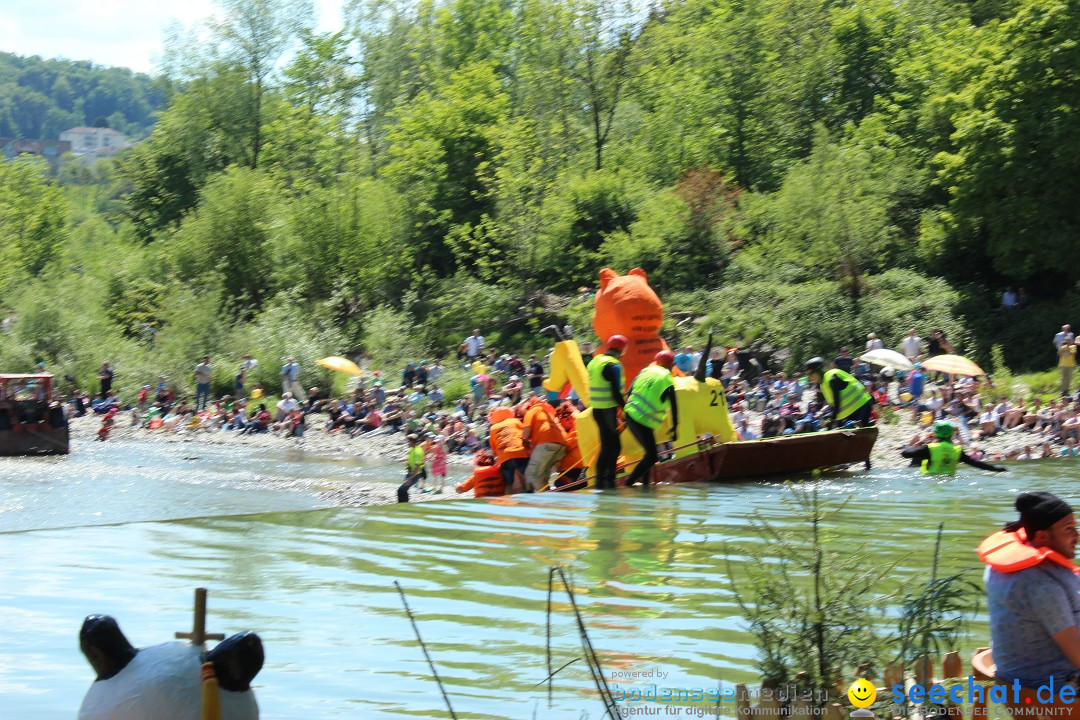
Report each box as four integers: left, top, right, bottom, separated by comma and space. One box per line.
427, 434, 449, 493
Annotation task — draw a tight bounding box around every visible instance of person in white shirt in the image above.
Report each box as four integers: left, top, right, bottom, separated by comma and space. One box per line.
275, 392, 299, 421
865, 333, 884, 351
236, 353, 258, 398
1053, 324, 1074, 351
900, 329, 922, 361
461, 329, 485, 361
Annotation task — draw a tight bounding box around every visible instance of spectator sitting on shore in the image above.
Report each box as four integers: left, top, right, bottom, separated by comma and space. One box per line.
1062, 437, 1079, 457
275, 392, 298, 422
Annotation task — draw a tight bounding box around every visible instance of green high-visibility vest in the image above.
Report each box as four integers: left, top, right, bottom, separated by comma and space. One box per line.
820, 368, 872, 420
921, 441, 962, 475
587, 354, 621, 409
626, 364, 674, 429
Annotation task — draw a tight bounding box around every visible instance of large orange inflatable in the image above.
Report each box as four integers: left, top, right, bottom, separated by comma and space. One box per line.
593, 268, 669, 389
540, 268, 738, 485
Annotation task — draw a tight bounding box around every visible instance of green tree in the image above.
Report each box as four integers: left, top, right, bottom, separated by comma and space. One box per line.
120, 68, 251, 239
0, 158, 67, 297
382, 60, 510, 276
936, 0, 1080, 287
745, 124, 924, 299
164, 166, 280, 310
210, 0, 315, 169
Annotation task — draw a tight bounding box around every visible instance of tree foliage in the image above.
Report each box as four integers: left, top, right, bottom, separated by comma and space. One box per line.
0, 52, 165, 139
3, 0, 1077, 388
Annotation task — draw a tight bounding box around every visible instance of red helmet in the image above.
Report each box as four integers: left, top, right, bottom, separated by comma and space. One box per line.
606, 334, 628, 350
654, 350, 675, 369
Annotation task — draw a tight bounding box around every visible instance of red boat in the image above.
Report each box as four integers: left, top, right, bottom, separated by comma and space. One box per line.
0, 373, 70, 456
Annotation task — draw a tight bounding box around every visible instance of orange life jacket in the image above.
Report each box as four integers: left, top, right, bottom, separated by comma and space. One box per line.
490, 418, 530, 464
558, 429, 582, 472
977, 529, 1080, 575
457, 465, 505, 498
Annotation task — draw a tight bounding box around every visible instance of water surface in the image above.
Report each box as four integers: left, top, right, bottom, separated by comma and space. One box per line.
1, 434, 1076, 718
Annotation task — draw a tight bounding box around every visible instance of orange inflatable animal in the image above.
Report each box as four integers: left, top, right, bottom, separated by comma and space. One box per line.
593, 268, 669, 389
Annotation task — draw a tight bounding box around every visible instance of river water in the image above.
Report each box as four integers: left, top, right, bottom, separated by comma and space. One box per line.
1, 434, 1076, 719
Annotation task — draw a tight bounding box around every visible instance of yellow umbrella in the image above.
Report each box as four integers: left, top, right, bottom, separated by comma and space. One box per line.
920, 354, 985, 377
316, 356, 365, 377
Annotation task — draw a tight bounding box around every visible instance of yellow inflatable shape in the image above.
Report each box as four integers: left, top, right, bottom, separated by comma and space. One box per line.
664, 376, 737, 459
542, 295, 739, 485
573, 376, 738, 482
542, 341, 590, 403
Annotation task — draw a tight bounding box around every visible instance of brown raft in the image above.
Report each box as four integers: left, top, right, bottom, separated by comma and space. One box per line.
554, 426, 878, 490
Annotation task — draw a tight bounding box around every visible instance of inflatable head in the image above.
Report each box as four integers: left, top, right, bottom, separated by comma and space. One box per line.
593, 269, 663, 344
78, 614, 263, 720
592, 268, 669, 387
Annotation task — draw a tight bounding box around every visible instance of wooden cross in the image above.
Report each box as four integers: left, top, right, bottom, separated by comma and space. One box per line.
174, 587, 226, 646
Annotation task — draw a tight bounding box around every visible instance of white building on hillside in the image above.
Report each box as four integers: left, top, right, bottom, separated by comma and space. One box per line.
59, 127, 131, 156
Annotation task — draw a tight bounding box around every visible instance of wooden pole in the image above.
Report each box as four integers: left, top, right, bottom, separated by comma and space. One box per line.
175, 588, 225, 646
546, 567, 554, 707
394, 581, 458, 720
555, 566, 619, 719
736, 684, 751, 720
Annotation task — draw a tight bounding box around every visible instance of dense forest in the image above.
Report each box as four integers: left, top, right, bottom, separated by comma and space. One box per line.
1, 0, 1078, 395
0, 52, 166, 139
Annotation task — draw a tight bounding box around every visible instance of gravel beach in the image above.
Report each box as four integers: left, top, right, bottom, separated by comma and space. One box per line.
69, 401, 1049, 508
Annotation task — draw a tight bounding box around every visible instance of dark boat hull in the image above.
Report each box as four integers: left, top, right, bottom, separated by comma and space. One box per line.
646, 427, 877, 485
0, 425, 70, 456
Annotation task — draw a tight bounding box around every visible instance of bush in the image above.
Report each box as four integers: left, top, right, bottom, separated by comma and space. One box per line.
958, 289, 1080, 373
682, 269, 965, 371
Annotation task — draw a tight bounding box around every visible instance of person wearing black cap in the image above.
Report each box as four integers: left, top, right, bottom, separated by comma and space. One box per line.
804, 356, 874, 428
982, 492, 1080, 713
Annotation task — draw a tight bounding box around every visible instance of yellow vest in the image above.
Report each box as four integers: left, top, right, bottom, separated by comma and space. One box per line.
626, 364, 674, 429
921, 441, 962, 475
820, 369, 872, 420
587, 354, 621, 409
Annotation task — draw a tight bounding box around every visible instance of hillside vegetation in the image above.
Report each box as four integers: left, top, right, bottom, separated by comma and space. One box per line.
1, 0, 1078, 395
0, 52, 166, 139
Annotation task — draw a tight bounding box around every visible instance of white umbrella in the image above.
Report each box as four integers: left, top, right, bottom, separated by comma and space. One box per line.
859, 348, 914, 371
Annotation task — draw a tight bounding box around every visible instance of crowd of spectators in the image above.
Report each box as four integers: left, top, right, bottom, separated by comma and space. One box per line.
26, 316, 1080, 477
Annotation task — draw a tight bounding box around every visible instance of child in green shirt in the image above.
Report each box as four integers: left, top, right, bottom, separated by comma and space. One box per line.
397, 434, 426, 503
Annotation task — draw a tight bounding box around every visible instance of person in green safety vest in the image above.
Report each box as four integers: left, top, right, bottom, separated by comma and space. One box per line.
902, 421, 1006, 474
397, 433, 427, 502
804, 356, 874, 428
624, 350, 679, 487
586, 334, 628, 489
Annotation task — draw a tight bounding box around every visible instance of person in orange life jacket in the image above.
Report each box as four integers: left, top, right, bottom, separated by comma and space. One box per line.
553, 402, 583, 488
456, 450, 505, 498
488, 406, 531, 492
522, 398, 567, 491
623, 350, 679, 487
983, 492, 1080, 711
901, 421, 1006, 473
587, 334, 627, 489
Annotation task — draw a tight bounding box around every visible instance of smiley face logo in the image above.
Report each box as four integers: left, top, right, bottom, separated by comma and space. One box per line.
848, 678, 876, 708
